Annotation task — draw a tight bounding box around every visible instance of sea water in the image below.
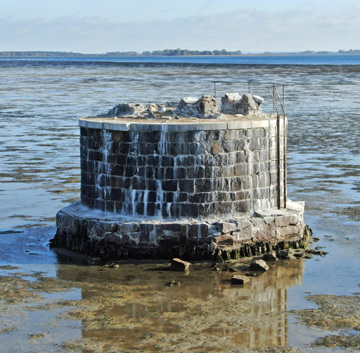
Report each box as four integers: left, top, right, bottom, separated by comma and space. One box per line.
0, 57, 359, 352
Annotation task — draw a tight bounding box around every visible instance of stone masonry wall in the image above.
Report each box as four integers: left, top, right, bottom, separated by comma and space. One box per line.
53, 200, 308, 261
80, 120, 285, 218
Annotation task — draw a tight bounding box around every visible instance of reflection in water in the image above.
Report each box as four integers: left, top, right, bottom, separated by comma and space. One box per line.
54, 260, 305, 351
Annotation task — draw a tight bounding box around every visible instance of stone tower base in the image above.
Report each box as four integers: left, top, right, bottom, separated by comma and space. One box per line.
51, 200, 310, 262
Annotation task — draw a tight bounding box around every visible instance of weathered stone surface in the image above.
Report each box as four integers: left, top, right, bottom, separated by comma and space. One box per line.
221, 93, 264, 115
263, 251, 277, 261
215, 235, 235, 246
231, 275, 250, 285
220, 221, 238, 234
276, 250, 289, 259
170, 258, 191, 271
249, 259, 269, 271
177, 95, 219, 118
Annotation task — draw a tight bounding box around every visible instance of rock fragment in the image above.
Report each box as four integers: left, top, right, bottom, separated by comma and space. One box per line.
249, 259, 269, 271
263, 251, 277, 261
170, 258, 191, 271
231, 275, 250, 285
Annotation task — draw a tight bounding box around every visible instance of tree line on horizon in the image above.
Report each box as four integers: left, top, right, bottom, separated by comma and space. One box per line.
0, 49, 360, 57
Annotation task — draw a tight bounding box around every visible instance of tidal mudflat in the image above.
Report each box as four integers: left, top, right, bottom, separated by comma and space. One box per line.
0, 60, 359, 351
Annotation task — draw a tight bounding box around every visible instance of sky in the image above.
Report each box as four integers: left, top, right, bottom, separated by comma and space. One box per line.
1, 0, 360, 53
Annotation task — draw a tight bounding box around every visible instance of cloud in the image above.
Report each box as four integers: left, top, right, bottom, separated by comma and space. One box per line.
0, 5, 359, 52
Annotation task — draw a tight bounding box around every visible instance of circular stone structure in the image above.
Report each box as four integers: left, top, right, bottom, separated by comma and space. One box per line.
52, 98, 310, 261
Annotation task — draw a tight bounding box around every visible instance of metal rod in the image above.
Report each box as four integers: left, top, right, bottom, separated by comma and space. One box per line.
282, 84, 287, 208
274, 85, 286, 116
268, 85, 279, 116
283, 116, 287, 208
282, 84, 285, 113
276, 113, 281, 209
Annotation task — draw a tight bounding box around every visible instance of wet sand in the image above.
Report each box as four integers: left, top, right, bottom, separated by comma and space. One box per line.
0, 253, 306, 353
1, 62, 360, 352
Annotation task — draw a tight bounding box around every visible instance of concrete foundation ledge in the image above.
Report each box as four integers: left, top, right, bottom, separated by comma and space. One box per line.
51, 200, 311, 262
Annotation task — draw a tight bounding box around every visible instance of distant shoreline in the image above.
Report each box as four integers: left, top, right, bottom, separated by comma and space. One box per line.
1, 49, 360, 58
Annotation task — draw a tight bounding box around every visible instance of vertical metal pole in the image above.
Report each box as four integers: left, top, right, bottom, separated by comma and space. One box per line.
213, 82, 217, 97
283, 84, 287, 208
277, 112, 281, 209
272, 84, 276, 115
282, 84, 285, 114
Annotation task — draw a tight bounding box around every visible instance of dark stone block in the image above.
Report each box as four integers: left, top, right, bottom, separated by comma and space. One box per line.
189, 193, 206, 203
179, 179, 194, 193
143, 131, 160, 143
80, 127, 88, 137
146, 203, 156, 216
116, 154, 127, 165
234, 201, 251, 213
166, 192, 174, 202
111, 188, 123, 201
184, 131, 196, 142
187, 167, 196, 179
146, 179, 157, 191
195, 179, 212, 192
97, 174, 107, 187
204, 166, 213, 178
125, 166, 135, 178
163, 180, 177, 191
170, 204, 181, 218
136, 202, 144, 215
118, 143, 130, 154
140, 230, 150, 243
188, 143, 200, 154
195, 166, 205, 179
188, 224, 200, 238
134, 190, 144, 202
175, 167, 187, 179
215, 202, 232, 214
148, 191, 157, 203
155, 167, 165, 179
110, 176, 118, 187
161, 156, 174, 167
106, 201, 115, 212
95, 199, 105, 211
165, 168, 174, 179
112, 165, 124, 176
146, 167, 154, 178
137, 167, 146, 178
115, 202, 122, 213
162, 205, 170, 218
146, 155, 160, 166
178, 193, 188, 202
133, 177, 146, 190
126, 156, 137, 166
199, 203, 211, 217
140, 143, 156, 155
181, 156, 196, 166
181, 203, 199, 217
93, 151, 103, 162
168, 143, 180, 156
123, 178, 131, 188
135, 156, 145, 165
